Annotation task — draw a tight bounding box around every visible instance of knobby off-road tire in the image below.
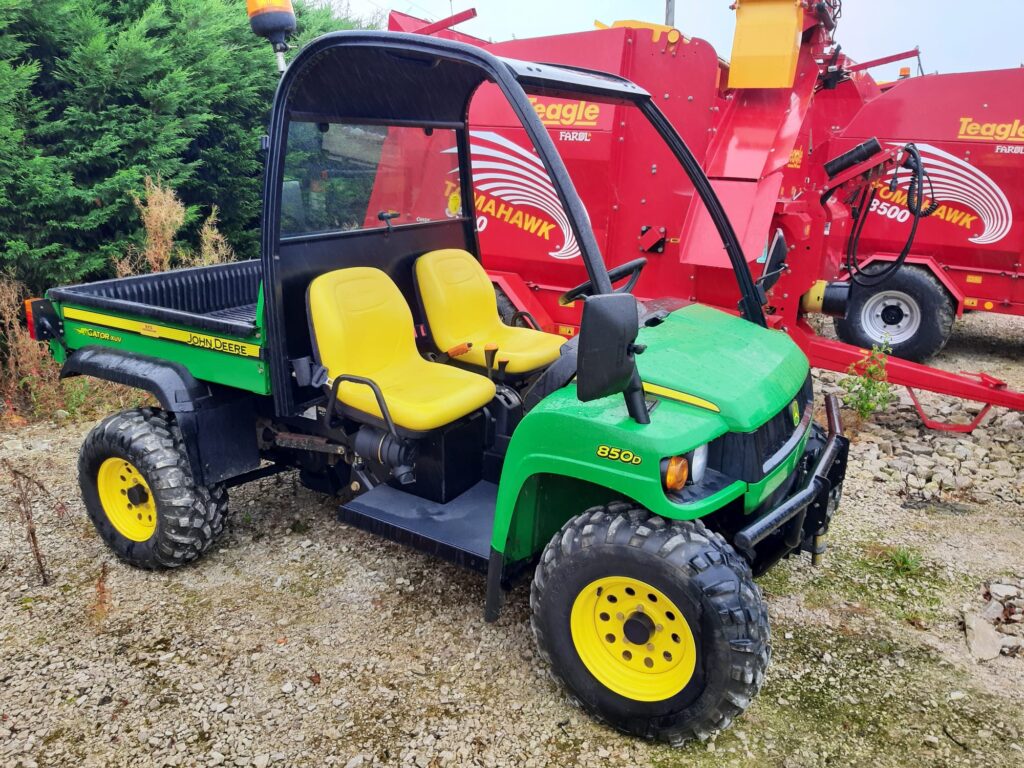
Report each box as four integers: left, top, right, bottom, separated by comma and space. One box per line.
530, 503, 770, 745
834, 265, 955, 362
495, 286, 518, 327
79, 408, 228, 569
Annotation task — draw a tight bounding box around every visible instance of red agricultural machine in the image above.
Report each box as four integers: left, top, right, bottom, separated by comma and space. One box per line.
386, 1, 1024, 431
825, 65, 1024, 360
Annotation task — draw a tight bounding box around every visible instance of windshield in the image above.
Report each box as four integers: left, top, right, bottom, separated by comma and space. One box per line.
466, 84, 700, 297
278, 88, 699, 272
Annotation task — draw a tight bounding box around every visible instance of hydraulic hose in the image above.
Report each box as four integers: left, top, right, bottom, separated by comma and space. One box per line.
845, 143, 937, 288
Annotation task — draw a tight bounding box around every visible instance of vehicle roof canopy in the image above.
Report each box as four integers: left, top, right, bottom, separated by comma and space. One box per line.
284, 30, 649, 125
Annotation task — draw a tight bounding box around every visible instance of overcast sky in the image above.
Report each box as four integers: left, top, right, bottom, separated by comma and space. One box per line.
342, 0, 1024, 81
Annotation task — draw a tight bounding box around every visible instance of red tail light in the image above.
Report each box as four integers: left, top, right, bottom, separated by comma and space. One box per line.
24, 299, 37, 340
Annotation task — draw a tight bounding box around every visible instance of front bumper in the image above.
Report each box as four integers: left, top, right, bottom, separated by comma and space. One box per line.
734, 394, 849, 559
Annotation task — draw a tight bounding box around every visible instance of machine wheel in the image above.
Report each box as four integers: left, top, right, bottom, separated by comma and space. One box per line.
834, 266, 954, 362
530, 503, 770, 745
79, 408, 228, 569
495, 285, 517, 326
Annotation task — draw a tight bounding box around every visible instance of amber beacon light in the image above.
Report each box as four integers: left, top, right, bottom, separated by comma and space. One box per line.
247, 0, 297, 71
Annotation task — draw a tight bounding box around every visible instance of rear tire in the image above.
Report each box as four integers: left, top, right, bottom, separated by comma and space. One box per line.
530, 503, 769, 745
79, 408, 228, 569
495, 285, 517, 326
834, 265, 954, 362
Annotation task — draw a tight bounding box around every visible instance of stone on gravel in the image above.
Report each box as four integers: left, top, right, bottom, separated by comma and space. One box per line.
990, 583, 1022, 601
1002, 636, 1024, 656
964, 612, 1004, 661
980, 599, 1005, 622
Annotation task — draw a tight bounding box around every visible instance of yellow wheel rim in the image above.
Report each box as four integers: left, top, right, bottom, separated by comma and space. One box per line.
570, 576, 698, 702
96, 457, 157, 542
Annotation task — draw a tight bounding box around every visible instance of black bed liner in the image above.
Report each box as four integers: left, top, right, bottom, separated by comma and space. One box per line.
49, 260, 262, 338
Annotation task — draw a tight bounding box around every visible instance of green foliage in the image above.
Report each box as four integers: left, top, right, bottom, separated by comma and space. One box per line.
867, 544, 925, 578
0, 0, 361, 292
840, 339, 894, 420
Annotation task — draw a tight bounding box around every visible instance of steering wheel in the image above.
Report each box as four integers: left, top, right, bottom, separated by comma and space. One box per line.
559, 258, 647, 305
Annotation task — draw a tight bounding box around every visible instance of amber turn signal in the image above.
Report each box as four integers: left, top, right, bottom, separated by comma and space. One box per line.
663, 455, 689, 492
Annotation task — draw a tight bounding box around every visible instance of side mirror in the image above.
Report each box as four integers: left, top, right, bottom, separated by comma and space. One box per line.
577, 294, 650, 423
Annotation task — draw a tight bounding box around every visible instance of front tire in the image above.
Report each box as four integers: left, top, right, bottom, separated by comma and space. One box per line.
530, 503, 769, 745
834, 265, 954, 362
79, 408, 228, 569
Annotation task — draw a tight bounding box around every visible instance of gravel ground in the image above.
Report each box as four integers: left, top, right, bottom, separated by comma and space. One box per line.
1, 311, 1022, 768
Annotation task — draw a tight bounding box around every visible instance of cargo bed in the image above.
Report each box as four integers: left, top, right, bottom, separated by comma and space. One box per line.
48, 260, 262, 338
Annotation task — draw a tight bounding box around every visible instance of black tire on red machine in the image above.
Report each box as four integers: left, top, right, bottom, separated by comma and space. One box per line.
834, 265, 955, 362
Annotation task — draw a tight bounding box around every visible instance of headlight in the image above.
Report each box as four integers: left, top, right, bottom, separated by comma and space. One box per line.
689, 443, 708, 485
661, 443, 709, 492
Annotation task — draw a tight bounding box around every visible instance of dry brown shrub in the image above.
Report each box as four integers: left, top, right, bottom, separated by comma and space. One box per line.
0, 276, 149, 423
0, 276, 59, 422
178, 205, 234, 268
111, 248, 146, 278
88, 561, 111, 625
196, 205, 234, 266
1, 457, 70, 585
120, 181, 232, 273
131, 176, 187, 273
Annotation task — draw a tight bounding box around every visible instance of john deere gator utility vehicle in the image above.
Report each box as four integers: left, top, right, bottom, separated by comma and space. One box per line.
26, 28, 848, 744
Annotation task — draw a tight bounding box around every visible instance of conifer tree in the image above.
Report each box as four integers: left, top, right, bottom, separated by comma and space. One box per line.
0, 0, 356, 291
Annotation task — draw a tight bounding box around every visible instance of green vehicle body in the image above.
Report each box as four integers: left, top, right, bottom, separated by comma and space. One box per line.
44, 287, 813, 567
51, 294, 270, 395
493, 305, 810, 561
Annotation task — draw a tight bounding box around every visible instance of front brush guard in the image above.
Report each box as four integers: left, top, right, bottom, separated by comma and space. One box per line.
734, 394, 848, 556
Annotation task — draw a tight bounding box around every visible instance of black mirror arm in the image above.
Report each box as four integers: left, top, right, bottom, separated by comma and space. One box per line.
623, 368, 650, 425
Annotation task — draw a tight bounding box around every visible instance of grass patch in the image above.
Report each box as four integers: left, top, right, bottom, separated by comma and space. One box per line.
863, 543, 924, 577
756, 561, 796, 598
799, 539, 960, 627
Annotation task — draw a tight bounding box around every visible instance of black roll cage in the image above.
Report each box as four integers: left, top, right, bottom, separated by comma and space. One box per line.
260, 31, 766, 417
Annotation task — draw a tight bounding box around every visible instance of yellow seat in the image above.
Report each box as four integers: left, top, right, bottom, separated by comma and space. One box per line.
307, 267, 495, 433
415, 249, 566, 374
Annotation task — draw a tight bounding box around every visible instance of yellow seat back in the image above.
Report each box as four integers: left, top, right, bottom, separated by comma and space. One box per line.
307, 267, 417, 380
415, 248, 501, 352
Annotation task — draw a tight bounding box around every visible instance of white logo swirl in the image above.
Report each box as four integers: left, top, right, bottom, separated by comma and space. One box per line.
446, 131, 580, 260
887, 142, 1012, 245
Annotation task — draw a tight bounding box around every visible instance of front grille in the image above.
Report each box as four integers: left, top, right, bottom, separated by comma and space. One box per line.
706, 374, 813, 483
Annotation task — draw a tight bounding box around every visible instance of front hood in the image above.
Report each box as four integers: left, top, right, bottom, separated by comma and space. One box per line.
635, 304, 809, 432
